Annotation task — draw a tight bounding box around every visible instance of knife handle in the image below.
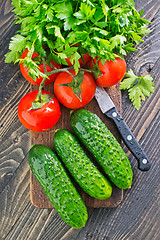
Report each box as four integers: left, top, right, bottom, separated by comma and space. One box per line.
105, 107, 151, 171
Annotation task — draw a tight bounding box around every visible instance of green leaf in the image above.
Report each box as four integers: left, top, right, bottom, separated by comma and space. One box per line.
91, 7, 104, 23
53, 1, 73, 20
89, 59, 102, 80
5, 51, 21, 63
72, 71, 84, 101
53, 1, 77, 30
94, 21, 107, 28
100, 0, 109, 22
9, 34, 26, 52
100, 39, 111, 49
138, 26, 151, 36
91, 27, 108, 36
34, 5, 41, 17
110, 35, 127, 49
127, 0, 135, 7
12, 0, 21, 9
123, 43, 138, 53
18, 48, 47, 81
35, 26, 43, 42
5, 35, 26, 63
69, 52, 81, 74
75, 70, 84, 85
130, 32, 143, 43
82, 0, 95, 8
118, 14, 130, 27
74, 3, 96, 21
20, 16, 37, 29
46, 8, 54, 21
46, 23, 55, 35
128, 85, 145, 110
117, 0, 135, 8
58, 52, 67, 59
120, 69, 138, 90
58, 70, 84, 101
140, 75, 154, 96
68, 31, 88, 43
54, 26, 65, 42
120, 69, 154, 110
64, 16, 78, 31
28, 94, 54, 111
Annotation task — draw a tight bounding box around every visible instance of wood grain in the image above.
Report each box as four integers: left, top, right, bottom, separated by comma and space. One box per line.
0, 0, 160, 239
30, 84, 123, 209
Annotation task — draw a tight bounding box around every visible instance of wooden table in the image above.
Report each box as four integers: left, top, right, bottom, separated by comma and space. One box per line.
0, 0, 159, 239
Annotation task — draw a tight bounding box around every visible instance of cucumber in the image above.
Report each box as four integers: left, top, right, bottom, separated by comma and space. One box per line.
70, 109, 133, 189
53, 129, 112, 200
28, 144, 88, 229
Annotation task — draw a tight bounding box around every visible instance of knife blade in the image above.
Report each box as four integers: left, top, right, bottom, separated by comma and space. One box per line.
95, 86, 151, 171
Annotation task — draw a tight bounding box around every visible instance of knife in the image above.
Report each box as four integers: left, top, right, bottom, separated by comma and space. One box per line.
95, 86, 151, 171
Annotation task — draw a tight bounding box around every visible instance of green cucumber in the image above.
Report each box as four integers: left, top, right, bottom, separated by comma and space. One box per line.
70, 109, 133, 189
28, 144, 88, 229
53, 129, 112, 200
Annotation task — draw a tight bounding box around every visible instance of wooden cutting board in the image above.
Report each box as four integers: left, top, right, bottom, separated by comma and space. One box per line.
30, 83, 123, 208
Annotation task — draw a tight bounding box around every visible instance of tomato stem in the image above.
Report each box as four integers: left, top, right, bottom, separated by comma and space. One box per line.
48, 62, 58, 69
46, 66, 79, 85
80, 68, 92, 73
36, 58, 47, 102
36, 59, 85, 102
46, 66, 73, 76
66, 69, 79, 84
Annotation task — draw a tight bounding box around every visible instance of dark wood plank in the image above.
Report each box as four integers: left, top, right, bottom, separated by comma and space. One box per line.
30, 84, 123, 209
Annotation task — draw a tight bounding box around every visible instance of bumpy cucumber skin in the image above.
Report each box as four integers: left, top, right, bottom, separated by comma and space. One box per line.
28, 145, 88, 229
70, 109, 133, 189
53, 129, 112, 200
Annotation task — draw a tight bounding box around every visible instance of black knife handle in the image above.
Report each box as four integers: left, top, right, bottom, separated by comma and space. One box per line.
105, 107, 151, 171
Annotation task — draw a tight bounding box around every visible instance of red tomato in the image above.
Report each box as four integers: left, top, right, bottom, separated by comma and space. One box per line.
65, 52, 92, 67
90, 57, 126, 87
20, 48, 62, 85
18, 90, 61, 132
54, 70, 96, 109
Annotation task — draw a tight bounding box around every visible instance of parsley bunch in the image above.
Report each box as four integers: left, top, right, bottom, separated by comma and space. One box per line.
5, 0, 154, 110
6, 0, 151, 76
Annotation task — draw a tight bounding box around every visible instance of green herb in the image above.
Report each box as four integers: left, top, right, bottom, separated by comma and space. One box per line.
5, 0, 151, 76
5, 0, 152, 109
27, 94, 54, 111
120, 69, 154, 110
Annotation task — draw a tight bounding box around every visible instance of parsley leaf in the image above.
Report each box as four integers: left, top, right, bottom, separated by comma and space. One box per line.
119, 69, 138, 89
120, 69, 154, 110
53, 1, 76, 31
74, 3, 96, 21
5, 35, 26, 63
99, 0, 109, 22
